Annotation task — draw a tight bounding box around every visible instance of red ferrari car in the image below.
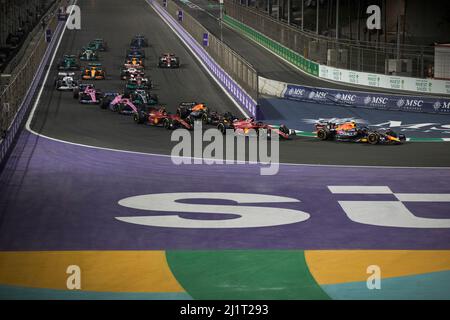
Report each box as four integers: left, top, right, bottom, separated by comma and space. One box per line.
133, 107, 192, 130
217, 118, 292, 139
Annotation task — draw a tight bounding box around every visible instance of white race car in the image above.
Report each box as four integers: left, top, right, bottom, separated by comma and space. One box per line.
55, 72, 79, 91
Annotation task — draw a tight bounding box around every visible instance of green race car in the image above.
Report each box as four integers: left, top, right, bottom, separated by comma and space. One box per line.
57, 55, 80, 71
130, 89, 158, 106
124, 77, 152, 95
79, 48, 99, 61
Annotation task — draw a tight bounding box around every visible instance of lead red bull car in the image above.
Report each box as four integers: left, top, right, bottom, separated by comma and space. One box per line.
217, 118, 293, 139
314, 119, 406, 144
73, 84, 102, 104
133, 106, 192, 130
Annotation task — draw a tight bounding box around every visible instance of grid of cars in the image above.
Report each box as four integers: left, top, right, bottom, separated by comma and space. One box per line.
53, 35, 405, 143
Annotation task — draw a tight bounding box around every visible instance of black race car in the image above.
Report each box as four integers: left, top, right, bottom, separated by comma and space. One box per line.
158, 53, 180, 68
126, 47, 145, 60
130, 34, 148, 48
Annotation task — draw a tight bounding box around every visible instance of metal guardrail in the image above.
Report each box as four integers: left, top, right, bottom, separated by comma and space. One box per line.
225, 0, 435, 79
158, 0, 259, 100
0, 2, 63, 167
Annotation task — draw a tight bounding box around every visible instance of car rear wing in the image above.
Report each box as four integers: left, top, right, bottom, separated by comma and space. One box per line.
58, 72, 76, 76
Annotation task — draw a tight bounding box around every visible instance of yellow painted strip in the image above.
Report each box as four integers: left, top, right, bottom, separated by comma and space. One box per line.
0, 251, 184, 293
305, 250, 450, 285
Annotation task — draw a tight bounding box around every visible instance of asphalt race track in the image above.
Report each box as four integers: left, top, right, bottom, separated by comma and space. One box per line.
0, 0, 449, 300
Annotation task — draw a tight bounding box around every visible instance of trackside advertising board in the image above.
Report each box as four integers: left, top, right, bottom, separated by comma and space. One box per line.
284, 84, 450, 114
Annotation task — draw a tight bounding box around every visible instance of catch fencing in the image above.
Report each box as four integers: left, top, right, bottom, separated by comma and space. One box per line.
225, 0, 434, 79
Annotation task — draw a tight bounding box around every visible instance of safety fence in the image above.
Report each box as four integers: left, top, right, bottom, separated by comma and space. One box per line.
225, 0, 435, 78
0, 1, 66, 167
157, 0, 258, 101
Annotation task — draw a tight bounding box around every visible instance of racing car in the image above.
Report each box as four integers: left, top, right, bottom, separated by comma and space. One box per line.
87, 38, 108, 51
82, 63, 106, 80
124, 76, 152, 95
158, 53, 180, 68
130, 34, 148, 48
101, 90, 158, 110
130, 89, 158, 106
54, 72, 78, 91
123, 57, 144, 69
126, 47, 145, 60
120, 67, 145, 80
73, 84, 102, 104
203, 111, 237, 126
79, 48, 99, 61
57, 55, 80, 71
133, 106, 192, 130
314, 119, 406, 144
217, 118, 292, 139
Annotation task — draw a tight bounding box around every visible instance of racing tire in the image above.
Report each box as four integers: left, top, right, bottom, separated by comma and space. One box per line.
368, 133, 379, 145
279, 125, 290, 135
73, 88, 79, 99
163, 118, 173, 130
100, 97, 111, 109
217, 123, 227, 135
317, 129, 329, 140
133, 113, 145, 124
201, 113, 209, 125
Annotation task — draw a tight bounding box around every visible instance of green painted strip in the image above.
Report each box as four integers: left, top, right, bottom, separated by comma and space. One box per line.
223, 15, 319, 77
166, 250, 330, 300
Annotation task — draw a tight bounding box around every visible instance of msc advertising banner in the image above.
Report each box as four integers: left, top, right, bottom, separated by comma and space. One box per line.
283, 84, 450, 114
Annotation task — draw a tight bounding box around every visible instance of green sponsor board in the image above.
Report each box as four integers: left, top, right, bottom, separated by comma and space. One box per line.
224, 15, 319, 77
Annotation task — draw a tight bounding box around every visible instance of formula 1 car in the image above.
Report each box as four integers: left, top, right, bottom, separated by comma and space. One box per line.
124, 76, 152, 95
203, 111, 237, 126
123, 57, 144, 69
134, 106, 192, 130
87, 38, 108, 51
57, 55, 80, 71
177, 102, 209, 124
82, 63, 106, 80
130, 89, 158, 106
120, 67, 145, 80
130, 34, 148, 48
314, 119, 406, 144
103, 95, 141, 114
55, 72, 78, 91
217, 118, 292, 139
79, 48, 99, 61
126, 47, 145, 60
73, 84, 102, 104
101, 90, 158, 110
158, 53, 180, 68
